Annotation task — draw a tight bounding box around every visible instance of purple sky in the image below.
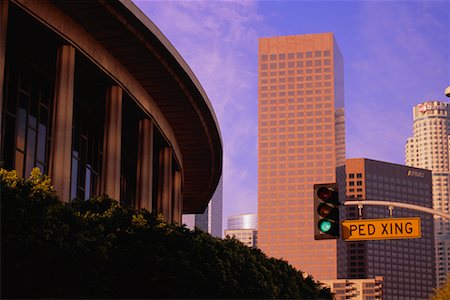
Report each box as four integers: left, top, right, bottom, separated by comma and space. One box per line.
133, 0, 449, 229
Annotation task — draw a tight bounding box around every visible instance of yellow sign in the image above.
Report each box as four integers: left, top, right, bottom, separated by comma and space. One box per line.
342, 218, 421, 241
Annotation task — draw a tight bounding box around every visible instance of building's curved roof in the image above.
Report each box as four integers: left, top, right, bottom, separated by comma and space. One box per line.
49, 0, 223, 213
227, 214, 258, 230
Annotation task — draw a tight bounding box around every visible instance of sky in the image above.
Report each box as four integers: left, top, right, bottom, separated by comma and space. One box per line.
133, 0, 450, 230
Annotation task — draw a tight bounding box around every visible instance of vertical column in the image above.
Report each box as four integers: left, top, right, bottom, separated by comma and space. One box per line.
0, 0, 9, 153
101, 86, 122, 201
136, 119, 153, 210
172, 170, 183, 224
157, 147, 172, 222
49, 45, 75, 202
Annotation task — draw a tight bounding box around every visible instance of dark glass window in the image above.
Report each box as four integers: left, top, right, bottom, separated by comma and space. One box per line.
2, 58, 53, 177
2, 1, 58, 176
70, 55, 106, 200
70, 96, 104, 200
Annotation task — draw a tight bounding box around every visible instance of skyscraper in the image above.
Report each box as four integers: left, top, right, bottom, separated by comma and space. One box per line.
258, 33, 345, 280
341, 158, 435, 299
405, 101, 450, 287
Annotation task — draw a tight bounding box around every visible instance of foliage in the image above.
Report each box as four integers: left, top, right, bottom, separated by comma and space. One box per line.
1, 168, 332, 299
431, 279, 450, 300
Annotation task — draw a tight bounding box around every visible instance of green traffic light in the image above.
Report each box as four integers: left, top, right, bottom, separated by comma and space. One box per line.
318, 219, 332, 233
314, 183, 340, 239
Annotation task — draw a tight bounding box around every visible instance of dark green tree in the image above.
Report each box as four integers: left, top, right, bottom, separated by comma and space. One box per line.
1, 168, 332, 299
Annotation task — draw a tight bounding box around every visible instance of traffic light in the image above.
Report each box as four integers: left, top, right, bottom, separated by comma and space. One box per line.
314, 183, 340, 240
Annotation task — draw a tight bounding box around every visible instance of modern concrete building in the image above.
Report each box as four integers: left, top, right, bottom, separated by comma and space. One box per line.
405, 101, 450, 287
224, 213, 258, 248
341, 158, 435, 299
0, 0, 222, 223
321, 276, 383, 300
182, 176, 223, 238
258, 32, 345, 280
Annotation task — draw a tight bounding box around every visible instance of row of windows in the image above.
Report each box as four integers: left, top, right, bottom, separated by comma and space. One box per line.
260, 112, 334, 119
260, 126, 332, 134
348, 173, 363, 179
260, 89, 332, 98
260, 132, 333, 141
259, 145, 334, 154
260, 119, 333, 127
260, 82, 332, 91
260, 168, 334, 176
261, 74, 333, 84
414, 120, 448, 126
260, 59, 332, 70
260, 97, 333, 105
260, 177, 334, 189
260, 68, 332, 79
260, 177, 330, 184
260, 73, 332, 85
260, 50, 331, 61
260, 108, 334, 116
260, 160, 334, 168
260, 149, 331, 156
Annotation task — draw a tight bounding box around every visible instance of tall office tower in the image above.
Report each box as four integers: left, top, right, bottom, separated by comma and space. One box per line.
258, 33, 345, 280
182, 176, 223, 238
224, 214, 258, 248
405, 101, 450, 287
341, 158, 435, 299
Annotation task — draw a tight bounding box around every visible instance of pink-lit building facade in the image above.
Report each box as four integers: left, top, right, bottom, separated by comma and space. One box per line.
258, 32, 345, 280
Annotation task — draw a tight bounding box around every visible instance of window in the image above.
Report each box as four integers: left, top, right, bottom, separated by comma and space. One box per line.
70, 57, 107, 201
71, 92, 104, 201
2, 57, 54, 177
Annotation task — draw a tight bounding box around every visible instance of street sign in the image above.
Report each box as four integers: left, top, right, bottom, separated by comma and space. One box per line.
341, 217, 421, 241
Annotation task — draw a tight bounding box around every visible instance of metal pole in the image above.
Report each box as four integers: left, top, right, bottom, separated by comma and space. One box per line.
344, 199, 450, 219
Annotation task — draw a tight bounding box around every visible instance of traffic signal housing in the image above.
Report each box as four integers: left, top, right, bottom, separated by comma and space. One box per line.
314, 183, 340, 240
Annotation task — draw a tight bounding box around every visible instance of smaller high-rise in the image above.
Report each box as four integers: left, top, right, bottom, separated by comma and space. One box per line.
405, 101, 450, 287
321, 277, 383, 300
224, 214, 258, 248
340, 158, 435, 299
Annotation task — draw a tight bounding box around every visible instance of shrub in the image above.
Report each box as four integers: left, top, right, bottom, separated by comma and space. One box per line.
1, 168, 331, 299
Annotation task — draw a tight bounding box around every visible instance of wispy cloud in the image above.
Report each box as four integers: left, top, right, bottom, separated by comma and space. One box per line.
133, 0, 267, 226
132, 0, 449, 230
346, 1, 449, 163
